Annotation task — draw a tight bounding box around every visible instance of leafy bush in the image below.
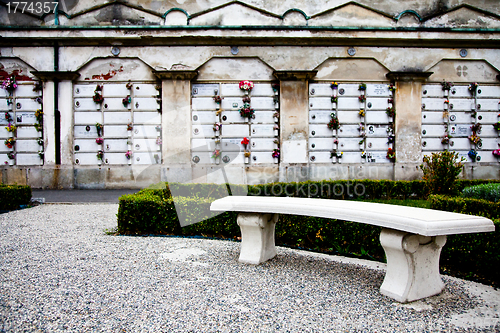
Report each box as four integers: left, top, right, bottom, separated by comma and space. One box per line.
117, 182, 500, 286
462, 183, 500, 202
0, 184, 32, 211
429, 194, 500, 220
420, 151, 465, 195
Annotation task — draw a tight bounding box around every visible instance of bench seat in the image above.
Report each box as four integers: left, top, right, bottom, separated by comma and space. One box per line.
210, 196, 495, 303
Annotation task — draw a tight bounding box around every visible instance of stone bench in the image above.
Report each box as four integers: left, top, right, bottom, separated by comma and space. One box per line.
210, 196, 495, 303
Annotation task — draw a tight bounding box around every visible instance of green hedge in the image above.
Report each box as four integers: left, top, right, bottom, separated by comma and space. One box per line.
117, 181, 500, 286
0, 184, 32, 211
429, 194, 500, 285
144, 179, 500, 202
429, 194, 500, 220
462, 183, 500, 203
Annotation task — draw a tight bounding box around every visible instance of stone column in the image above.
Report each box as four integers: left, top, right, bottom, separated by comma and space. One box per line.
31, 71, 80, 188
273, 70, 317, 182
386, 72, 432, 180
153, 70, 198, 183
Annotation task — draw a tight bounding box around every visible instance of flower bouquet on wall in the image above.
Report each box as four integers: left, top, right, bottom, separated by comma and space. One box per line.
239, 80, 254, 95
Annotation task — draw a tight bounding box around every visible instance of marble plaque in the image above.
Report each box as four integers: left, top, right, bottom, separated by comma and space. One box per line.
367, 84, 391, 97
192, 111, 217, 124
134, 112, 161, 124
337, 137, 365, 151
366, 152, 390, 164
310, 124, 334, 137
422, 111, 448, 124
220, 84, 273, 97
192, 84, 219, 97
74, 153, 99, 165
308, 151, 332, 163
130, 125, 157, 138
309, 84, 333, 97
16, 139, 39, 152
74, 85, 98, 98
309, 138, 335, 151
132, 97, 159, 111
17, 126, 40, 139
249, 138, 275, 151
249, 124, 274, 138
73, 139, 98, 152
191, 139, 216, 152
476, 85, 500, 98
133, 152, 161, 165
133, 138, 160, 152
422, 84, 445, 98
222, 124, 250, 137
103, 112, 131, 124
366, 124, 389, 137
75, 112, 102, 125
16, 153, 41, 166
15, 98, 40, 111
15, 84, 39, 97
103, 153, 130, 165
103, 139, 129, 152
365, 111, 391, 124
448, 124, 471, 137
366, 137, 391, 150
132, 84, 158, 97
423, 124, 450, 137
252, 111, 274, 124
74, 125, 98, 138
192, 97, 219, 111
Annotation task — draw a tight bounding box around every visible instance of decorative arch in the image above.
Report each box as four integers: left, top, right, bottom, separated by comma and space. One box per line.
314, 58, 390, 81
76, 57, 156, 82
196, 57, 275, 81
427, 59, 499, 83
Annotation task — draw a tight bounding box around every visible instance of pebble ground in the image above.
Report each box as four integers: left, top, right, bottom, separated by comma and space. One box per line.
0, 204, 499, 332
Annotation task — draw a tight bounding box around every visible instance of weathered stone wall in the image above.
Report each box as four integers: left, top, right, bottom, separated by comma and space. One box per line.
0, 1, 499, 188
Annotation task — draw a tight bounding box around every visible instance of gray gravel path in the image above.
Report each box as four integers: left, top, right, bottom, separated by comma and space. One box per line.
0, 204, 499, 332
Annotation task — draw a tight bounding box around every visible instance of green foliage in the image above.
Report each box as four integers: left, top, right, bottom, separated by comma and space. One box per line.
429, 194, 500, 220
0, 184, 32, 211
429, 194, 500, 286
420, 151, 465, 195
118, 181, 500, 286
462, 183, 500, 202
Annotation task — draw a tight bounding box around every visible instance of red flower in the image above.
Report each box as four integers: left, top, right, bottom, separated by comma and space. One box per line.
241, 137, 249, 146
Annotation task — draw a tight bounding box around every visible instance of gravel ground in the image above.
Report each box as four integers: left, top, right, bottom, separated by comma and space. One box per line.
0, 204, 499, 332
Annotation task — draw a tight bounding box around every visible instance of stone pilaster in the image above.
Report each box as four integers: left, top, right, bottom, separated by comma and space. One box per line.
153, 70, 198, 183
273, 70, 317, 181
386, 71, 432, 180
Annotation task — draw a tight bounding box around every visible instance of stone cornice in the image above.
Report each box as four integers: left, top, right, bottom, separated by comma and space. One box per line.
273, 70, 317, 81
31, 71, 80, 81
153, 70, 198, 80
386, 71, 433, 82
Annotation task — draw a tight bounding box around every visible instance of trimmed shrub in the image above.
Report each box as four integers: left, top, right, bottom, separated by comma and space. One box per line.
0, 184, 32, 211
117, 181, 500, 286
420, 151, 465, 195
462, 183, 500, 202
429, 194, 500, 220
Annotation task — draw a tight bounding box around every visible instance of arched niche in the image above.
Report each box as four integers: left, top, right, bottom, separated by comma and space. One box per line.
427, 60, 499, 83
314, 58, 389, 81
77, 57, 156, 82
196, 57, 275, 81
164, 9, 188, 26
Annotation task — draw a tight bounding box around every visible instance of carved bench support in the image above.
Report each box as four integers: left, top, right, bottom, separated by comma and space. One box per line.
379, 228, 447, 303
237, 213, 278, 264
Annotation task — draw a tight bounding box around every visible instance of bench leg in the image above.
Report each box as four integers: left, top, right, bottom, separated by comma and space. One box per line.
237, 213, 278, 265
379, 228, 447, 303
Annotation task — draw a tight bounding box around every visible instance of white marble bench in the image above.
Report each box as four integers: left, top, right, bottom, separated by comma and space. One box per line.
210, 196, 495, 303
